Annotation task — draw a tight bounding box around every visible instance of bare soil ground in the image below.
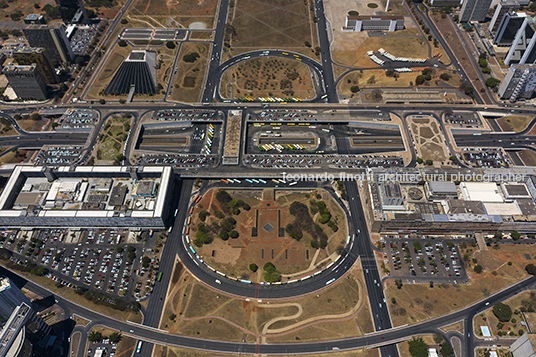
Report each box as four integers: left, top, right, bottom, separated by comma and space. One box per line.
224, 0, 319, 59
518, 150, 536, 166
171, 42, 210, 102
497, 115, 534, 133
220, 57, 315, 100
129, 0, 218, 28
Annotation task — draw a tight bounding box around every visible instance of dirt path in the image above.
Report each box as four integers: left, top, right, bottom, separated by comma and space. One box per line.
260, 303, 302, 343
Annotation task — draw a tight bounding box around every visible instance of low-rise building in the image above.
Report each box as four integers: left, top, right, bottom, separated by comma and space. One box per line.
510, 332, 536, 357
342, 15, 405, 32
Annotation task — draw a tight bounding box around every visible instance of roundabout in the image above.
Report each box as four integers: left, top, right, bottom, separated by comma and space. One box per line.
176, 181, 359, 299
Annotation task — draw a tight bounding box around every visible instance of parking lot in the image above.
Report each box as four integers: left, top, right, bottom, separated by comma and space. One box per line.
58, 109, 99, 130
136, 123, 221, 156
382, 236, 468, 282
36, 146, 84, 165
137, 153, 218, 168
0, 228, 162, 299
152, 109, 224, 121
445, 112, 482, 127
461, 148, 511, 168
69, 25, 98, 55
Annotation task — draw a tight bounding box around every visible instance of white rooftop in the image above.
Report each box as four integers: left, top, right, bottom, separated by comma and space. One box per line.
460, 182, 504, 203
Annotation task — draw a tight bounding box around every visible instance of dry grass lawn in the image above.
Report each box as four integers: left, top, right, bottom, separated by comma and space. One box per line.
221, 56, 315, 100
333, 36, 429, 67
398, 335, 437, 357
171, 42, 210, 102
385, 244, 535, 327
129, 0, 218, 28
497, 115, 534, 133
517, 150, 536, 166
154, 345, 379, 357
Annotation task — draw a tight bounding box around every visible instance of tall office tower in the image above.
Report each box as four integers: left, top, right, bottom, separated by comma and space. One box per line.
498, 64, 536, 102
22, 23, 74, 64
0, 303, 52, 357
505, 19, 536, 65
13, 48, 58, 84
489, 0, 520, 33
3, 65, 48, 101
55, 0, 89, 24
460, 0, 493, 22
493, 12, 526, 46
0, 278, 31, 323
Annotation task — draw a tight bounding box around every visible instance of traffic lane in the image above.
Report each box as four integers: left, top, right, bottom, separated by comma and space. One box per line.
1, 265, 536, 354
345, 181, 393, 331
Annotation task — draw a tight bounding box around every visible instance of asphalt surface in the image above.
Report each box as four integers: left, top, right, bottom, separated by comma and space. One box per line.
201, 0, 230, 103
313, 0, 337, 103
3, 263, 535, 356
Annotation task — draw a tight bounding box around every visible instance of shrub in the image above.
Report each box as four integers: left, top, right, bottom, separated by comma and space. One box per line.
493, 302, 512, 322
439, 73, 451, 81
525, 263, 536, 275
183, 52, 200, 63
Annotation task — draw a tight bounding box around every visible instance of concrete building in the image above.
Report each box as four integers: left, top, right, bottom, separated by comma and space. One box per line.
429, 0, 461, 7
460, 0, 493, 22
510, 332, 536, 357
105, 50, 157, 96
489, 0, 520, 33
425, 181, 458, 199
23, 23, 74, 63
0, 278, 31, 323
342, 15, 405, 32
3, 65, 48, 101
498, 64, 536, 101
13, 48, 58, 84
493, 12, 526, 46
505, 19, 536, 65
23, 14, 46, 25
0, 166, 173, 228
55, 0, 89, 24
378, 181, 405, 210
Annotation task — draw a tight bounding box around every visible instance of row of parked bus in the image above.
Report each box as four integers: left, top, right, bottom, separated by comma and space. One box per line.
257, 143, 306, 152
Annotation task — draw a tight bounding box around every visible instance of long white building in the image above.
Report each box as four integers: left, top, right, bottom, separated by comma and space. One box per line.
498, 63, 536, 102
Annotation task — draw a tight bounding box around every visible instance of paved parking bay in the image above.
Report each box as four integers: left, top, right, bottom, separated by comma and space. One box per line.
382, 236, 469, 283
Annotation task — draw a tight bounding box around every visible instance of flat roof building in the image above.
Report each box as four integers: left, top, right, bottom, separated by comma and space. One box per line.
490, 0, 520, 33
510, 332, 536, 357
493, 12, 526, 46
460, 182, 504, 202
3, 64, 48, 101
0, 166, 173, 228
0, 278, 31, 324
55, 0, 89, 24
498, 63, 536, 102
23, 23, 74, 63
342, 15, 405, 32
460, 0, 493, 22
23, 14, 45, 24
13, 47, 58, 84
425, 181, 457, 199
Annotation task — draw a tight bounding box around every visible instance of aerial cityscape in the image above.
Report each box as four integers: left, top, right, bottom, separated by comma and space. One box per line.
2, 0, 536, 356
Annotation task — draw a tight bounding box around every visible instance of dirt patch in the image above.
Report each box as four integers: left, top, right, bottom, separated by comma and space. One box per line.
220, 56, 315, 100
183, 77, 196, 87
497, 115, 534, 133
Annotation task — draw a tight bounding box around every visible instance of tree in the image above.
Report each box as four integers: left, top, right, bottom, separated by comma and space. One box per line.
99, 99, 106, 104
304, 41, 311, 47
141, 256, 151, 268
118, 40, 128, 47
395, 279, 403, 289
482, 67, 491, 74
88, 331, 103, 342
493, 302, 513, 322
263, 262, 280, 283
168, 314, 176, 320
30, 113, 41, 121
439, 73, 451, 81
526, 263, 536, 275
119, 99, 126, 104
166, 41, 176, 49
116, 247, 124, 253
417, 158, 423, 164
429, 280, 434, 288
479, 57, 488, 68
120, 19, 128, 24
415, 75, 426, 85
249, 263, 258, 272
434, 332, 443, 344
511, 231, 521, 241
183, 52, 200, 63
198, 210, 210, 221
350, 85, 360, 93
408, 337, 428, 357
109, 332, 122, 343
485, 77, 500, 88
440, 342, 454, 357
219, 230, 229, 240
229, 230, 239, 239
391, 297, 397, 304
474, 265, 483, 273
